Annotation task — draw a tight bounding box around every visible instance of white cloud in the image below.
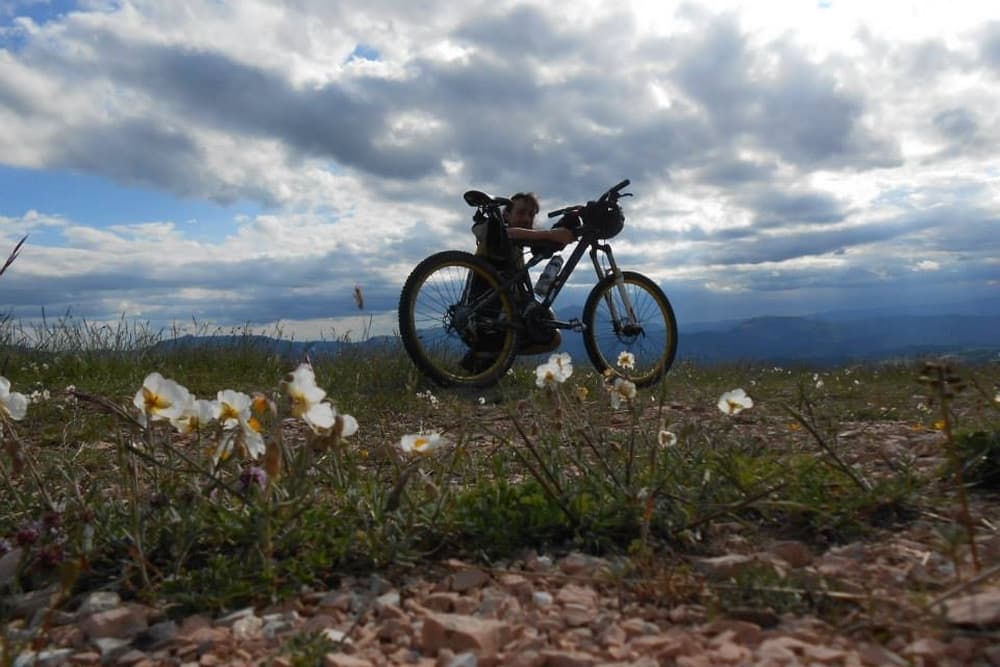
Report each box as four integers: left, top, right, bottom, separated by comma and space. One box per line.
0, 0, 997, 335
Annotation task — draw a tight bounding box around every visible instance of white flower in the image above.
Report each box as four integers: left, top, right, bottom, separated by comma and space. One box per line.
658, 430, 677, 447
282, 364, 327, 418
535, 353, 573, 389
338, 414, 359, 437
217, 389, 265, 459
0, 376, 28, 421
550, 352, 573, 378
416, 390, 439, 407
617, 351, 635, 371
398, 432, 445, 455
609, 377, 637, 409
171, 399, 220, 435
718, 388, 753, 415
133, 373, 192, 425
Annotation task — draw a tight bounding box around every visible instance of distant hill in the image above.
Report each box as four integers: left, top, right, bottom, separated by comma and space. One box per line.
152, 313, 1000, 367
676, 314, 1000, 365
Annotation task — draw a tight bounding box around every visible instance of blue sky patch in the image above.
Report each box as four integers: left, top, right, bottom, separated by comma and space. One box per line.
0, 165, 260, 242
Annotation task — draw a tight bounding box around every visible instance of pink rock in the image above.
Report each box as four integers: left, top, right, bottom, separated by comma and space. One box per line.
944, 590, 1000, 626
561, 604, 592, 628
555, 584, 598, 608
804, 645, 847, 663
904, 637, 947, 658
79, 607, 148, 640
425, 592, 460, 612
600, 624, 626, 647
856, 643, 907, 666
503, 650, 544, 667
557, 553, 591, 575
769, 541, 814, 568
323, 654, 375, 667
420, 612, 511, 659
711, 641, 751, 664
539, 649, 596, 667
449, 569, 490, 592
693, 554, 756, 578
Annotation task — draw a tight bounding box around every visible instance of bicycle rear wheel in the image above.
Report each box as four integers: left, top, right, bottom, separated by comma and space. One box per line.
582, 271, 678, 388
398, 250, 519, 387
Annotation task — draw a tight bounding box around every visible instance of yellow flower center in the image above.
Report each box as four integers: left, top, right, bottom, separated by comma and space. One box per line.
143, 387, 171, 413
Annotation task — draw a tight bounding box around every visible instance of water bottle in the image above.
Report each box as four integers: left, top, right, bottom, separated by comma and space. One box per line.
534, 254, 563, 297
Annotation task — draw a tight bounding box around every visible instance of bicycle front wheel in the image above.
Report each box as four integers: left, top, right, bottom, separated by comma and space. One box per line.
582, 271, 678, 388
398, 250, 519, 387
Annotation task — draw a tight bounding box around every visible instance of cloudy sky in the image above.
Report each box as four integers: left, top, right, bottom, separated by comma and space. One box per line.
1, 0, 998, 339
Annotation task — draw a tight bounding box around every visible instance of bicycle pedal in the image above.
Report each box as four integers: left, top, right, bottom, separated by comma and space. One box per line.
567, 318, 586, 332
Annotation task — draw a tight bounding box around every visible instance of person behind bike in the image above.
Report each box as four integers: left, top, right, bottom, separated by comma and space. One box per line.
462, 192, 580, 371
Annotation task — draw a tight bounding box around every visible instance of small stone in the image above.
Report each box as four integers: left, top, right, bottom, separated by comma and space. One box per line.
319, 592, 355, 612
903, 637, 947, 660
446, 652, 478, 667
375, 590, 401, 609
768, 541, 813, 568
712, 641, 751, 664
449, 570, 490, 593
498, 574, 531, 598
133, 620, 178, 651
69, 651, 101, 665
555, 584, 597, 608
804, 645, 847, 663
532, 592, 553, 607
538, 649, 596, 667
77, 592, 122, 616
114, 649, 147, 666
231, 615, 263, 640
302, 614, 337, 633
562, 604, 592, 628
323, 654, 374, 667
693, 554, 756, 578
558, 553, 590, 575
525, 555, 552, 572
620, 618, 657, 638
213, 607, 256, 627
857, 643, 907, 666
944, 591, 1000, 626
419, 612, 510, 660
503, 650, 543, 667
90, 638, 131, 661
425, 593, 460, 612
322, 628, 349, 643
80, 607, 148, 640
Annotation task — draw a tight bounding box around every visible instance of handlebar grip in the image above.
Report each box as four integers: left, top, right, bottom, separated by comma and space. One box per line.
611, 178, 630, 193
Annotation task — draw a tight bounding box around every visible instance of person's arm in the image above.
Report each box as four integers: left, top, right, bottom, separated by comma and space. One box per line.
506, 226, 574, 246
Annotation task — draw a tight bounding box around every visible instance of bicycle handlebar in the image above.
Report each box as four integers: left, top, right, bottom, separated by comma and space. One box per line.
546, 179, 631, 218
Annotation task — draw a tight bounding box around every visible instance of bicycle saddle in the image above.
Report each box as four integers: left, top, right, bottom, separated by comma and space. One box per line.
464, 190, 511, 208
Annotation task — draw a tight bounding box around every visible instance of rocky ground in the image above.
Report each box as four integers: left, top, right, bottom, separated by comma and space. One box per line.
5, 417, 1000, 667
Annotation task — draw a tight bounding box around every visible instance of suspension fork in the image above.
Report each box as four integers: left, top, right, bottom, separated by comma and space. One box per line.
589, 243, 638, 330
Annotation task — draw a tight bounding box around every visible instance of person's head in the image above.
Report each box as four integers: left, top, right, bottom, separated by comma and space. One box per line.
504, 192, 540, 229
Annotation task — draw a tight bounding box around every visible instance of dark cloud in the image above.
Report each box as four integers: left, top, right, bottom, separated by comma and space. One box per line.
748, 190, 847, 228
670, 13, 900, 170
933, 108, 978, 141
696, 158, 776, 186
981, 21, 1000, 70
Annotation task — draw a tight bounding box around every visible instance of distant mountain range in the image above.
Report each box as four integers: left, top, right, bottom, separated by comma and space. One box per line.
154, 310, 1000, 367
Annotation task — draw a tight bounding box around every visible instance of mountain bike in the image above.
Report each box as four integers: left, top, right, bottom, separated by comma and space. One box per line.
398, 179, 678, 388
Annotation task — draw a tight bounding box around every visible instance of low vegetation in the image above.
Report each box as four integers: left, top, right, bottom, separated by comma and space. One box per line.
1, 315, 998, 652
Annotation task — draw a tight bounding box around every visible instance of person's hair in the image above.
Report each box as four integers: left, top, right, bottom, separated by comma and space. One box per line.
505, 192, 540, 216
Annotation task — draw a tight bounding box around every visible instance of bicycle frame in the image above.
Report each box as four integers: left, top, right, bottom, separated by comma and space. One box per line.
463, 206, 641, 338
